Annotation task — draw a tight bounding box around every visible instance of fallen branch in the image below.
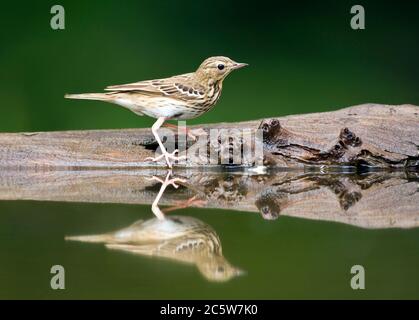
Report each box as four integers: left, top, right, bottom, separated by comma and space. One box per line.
0, 103, 418, 168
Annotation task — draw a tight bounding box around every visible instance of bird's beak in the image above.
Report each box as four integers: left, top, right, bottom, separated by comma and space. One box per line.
235, 268, 247, 277
232, 62, 248, 70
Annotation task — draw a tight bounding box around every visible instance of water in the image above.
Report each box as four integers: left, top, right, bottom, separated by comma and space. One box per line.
0, 168, 418, 299
1, 0, 419, 300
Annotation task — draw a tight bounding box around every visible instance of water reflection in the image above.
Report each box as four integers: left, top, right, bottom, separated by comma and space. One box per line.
0, 168, 418, 229
147, 170, 186, 220
1, 167, 418, 283
174, 170, 419, 228
66, 215, 244, 282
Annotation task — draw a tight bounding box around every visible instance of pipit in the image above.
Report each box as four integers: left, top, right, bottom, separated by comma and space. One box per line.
66, 215, 244, 282
65, 56, 248, 168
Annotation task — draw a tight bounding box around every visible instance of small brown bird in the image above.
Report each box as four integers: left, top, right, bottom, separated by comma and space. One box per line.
66, 216, 244, 282
65, 56, 248, 168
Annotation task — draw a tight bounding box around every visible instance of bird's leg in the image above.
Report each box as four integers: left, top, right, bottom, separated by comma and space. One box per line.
148, 170, 186, 220
163, 195, 207, 213
188, 128, 207, 141
163, 122, 206, 142
145, 117, 185, 168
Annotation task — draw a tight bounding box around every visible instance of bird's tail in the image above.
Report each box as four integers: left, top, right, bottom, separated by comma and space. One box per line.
64, 93, 112, 101
65, 233, 111, 243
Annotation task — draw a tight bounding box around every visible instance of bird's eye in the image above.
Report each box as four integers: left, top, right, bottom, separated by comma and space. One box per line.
262, 206, 270, 215
217, 64, 225, 70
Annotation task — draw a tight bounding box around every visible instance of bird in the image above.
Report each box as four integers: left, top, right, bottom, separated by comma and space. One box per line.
65, 56, 248, 168
66, 215, 245, 282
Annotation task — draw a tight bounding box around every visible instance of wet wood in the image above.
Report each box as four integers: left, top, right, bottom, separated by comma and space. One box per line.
0, 104, 418, 169
0, 168, 418, 229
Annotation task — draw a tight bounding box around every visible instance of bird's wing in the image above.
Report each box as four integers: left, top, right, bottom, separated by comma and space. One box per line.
105, 73, 205, 101
104, 243, 190, 265
106, 235, 209, 262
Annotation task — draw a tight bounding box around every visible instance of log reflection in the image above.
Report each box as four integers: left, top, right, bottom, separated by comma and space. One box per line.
0, 168, 418, 229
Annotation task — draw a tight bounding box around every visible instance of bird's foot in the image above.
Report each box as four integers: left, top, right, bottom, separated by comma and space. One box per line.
148, 174, 186, 189
148, 171, 187, 220
145, 149, 186, 168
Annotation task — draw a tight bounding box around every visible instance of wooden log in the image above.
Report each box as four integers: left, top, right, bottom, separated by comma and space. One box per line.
0, 168, 418, 229
0, 104, 417, 169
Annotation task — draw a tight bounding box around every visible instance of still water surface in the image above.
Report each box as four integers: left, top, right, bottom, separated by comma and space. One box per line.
0, 169, 418, 299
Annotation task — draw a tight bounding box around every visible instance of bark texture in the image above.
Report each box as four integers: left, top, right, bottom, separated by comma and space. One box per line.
0, 104, 417, 169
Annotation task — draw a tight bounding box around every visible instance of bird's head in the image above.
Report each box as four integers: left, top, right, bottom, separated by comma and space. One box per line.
195, 56, 248, 83
198, 256, 246, 282
255, 190, 282, 220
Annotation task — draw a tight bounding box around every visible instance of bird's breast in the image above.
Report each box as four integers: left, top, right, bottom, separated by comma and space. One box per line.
203, 82, 222, 108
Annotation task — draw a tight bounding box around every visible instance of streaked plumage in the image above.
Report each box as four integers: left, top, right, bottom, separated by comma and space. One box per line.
65, 56, 248, 167
66, 216, 244, 282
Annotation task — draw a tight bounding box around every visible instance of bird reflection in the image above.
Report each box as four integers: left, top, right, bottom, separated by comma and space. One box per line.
66, 215, 244, 282
147, 170, 186, 220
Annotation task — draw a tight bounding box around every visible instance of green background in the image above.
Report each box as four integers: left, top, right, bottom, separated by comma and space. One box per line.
1, 0, 419, 132
0, 0, 419, 299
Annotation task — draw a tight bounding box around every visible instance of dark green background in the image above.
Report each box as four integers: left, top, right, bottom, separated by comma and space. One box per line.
0, 0, 419, 299
1, 0, 419, 132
